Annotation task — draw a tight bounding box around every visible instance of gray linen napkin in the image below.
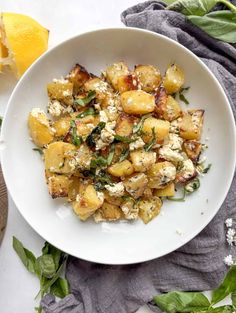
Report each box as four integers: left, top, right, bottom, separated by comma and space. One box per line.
41, 2, 236, 312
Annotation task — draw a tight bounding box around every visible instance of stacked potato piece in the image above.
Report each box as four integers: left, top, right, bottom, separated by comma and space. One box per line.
28, 61, 204, 224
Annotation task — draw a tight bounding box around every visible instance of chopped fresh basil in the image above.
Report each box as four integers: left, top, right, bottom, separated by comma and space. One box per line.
178, 86, 190, 105
119, 148, 129, 162
86, 122, 106, 147
76, 107, 97, 119
144, 128, 156, 152
90, 156, 108, 168
114, 134, 136, 143
94, 170, 113, 191
133, 114, 151, 134
202, 163, 212, 174
184, 178, 200, 194
74, 90, 96, 106
33, 148, 44, 155
70, 120, 82, 146
107, 144, 115, 166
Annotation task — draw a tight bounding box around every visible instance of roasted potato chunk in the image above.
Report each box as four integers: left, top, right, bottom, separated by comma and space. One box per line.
53, 116, 71, 137
130, 150, 156, 172
175, 159, 197, 183
117, 74, 139, 93
115, 113, 136, 137
121, 198, 139, 220
106, 62, 129, 90
68, 177, 81, 201
142, 117, 170, 143
47, 81, 73, 105
67, 63, 90, 94
94, 201, 123, 222
47, 174, 71, 199
134, 64, 161, 92
163, 63, 184, 94
147, 161, 176, 189
28, 109, 54, 147
104, 191, 123, 206
123, 173, 148, 199
138, 197, 162, 224
154, 182, 175, 197
44, 142, 76, 174
179, 110, 204, 140
84, 77, 112, 107
183, 140, 202, 163
72, 185, 104, 221
108, 160, 134, 177
121, 90, 155, 115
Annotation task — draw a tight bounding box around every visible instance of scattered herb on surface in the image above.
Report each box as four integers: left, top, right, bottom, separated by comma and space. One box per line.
144, 128, 156, 152
90, 156, 108, 168
86, 122, 105, 147
185, 178, 201, 194
202, 163, 212, 174
33, 148, 44, 155
133, 114, 151, 134
76, 107, 97, 119
13, 237, 69, 313
179, 86, 190, 104
70, 120, 82, 146
107, 143, 115, 166
119, 148, 129, 162
74, 90, 96, 106
114, 134, 136, 143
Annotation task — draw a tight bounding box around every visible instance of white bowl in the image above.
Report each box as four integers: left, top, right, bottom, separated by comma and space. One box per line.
1, 28, 236, 264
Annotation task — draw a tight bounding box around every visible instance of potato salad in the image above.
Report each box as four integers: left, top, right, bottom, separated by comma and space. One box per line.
28, 61, 208, 224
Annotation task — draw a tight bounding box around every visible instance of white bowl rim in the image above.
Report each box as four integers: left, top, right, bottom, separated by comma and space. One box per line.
1, 27, 236, 264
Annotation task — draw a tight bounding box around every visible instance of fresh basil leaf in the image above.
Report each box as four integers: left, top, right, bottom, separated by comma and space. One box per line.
188, 11, 236, 43
76, 107, 97, 119
231, 291, 236, 308
133, 114, 151, 134
13, 236, 36, 274
202, 163, 212, 174
86, 122, 106, 147
144, 128, 156, 152
33, 148, 44, 155
70, 120, 82, 146
90, 156, 108, 168
179, 93, 189, 105
119, 148, 129, 162
167, 0, 218, 16
50, 277, 69, 299
49, 246, 62, 271
107, 144, 115, 166
154, 291, 210, 313
212, 266, 236, 305
207, 305, 234, 313
114, 134, 136, 143
74, 90, 96, 106
36, 255, 56, 279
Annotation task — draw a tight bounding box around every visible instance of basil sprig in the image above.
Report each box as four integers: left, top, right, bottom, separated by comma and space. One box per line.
13, 237, 69, 313
144, 128, 156, 152
76, 107, 97, 119
154, 266, 236, 313
70, 120, 82, 146
74, 90, 96, 106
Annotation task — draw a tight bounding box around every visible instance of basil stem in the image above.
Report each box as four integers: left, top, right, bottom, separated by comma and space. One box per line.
76, 107, 97, 119
74, 90, 96, 106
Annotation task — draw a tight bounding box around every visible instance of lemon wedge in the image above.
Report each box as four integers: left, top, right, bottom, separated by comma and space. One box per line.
0, 12, 49, 78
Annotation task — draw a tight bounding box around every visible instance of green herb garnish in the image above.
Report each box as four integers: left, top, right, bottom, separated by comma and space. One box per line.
70, 120, 82, 146
184, 178, 201, 194
33, 148, 44, 155
13, 237, 69, 313
90, 156, 108, 168
86, 122, 106, 147
114, 134, 136, 143
119, 148, 129, 162
144, 128, 156, 152
202, 163, 212, 174
107, 143, 115, 166
133, 114, 151, 134
76, 107, 97, 119
74, 90, 96, 106
179, 86, 190, 105
94, 170, 113, 191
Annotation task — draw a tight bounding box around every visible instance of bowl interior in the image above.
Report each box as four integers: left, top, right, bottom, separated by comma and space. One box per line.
1, 28, 235, 264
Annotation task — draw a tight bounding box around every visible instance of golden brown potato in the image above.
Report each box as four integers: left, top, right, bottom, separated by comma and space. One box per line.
67, 63, 91, 94
28, 109, 54, 147
121, 198, 139, 220
142, 187, 153, 199
93, 201, 123, 222
183, 140, 202, 163
47, 175, 71, 199
147, 161, 176, 189
47, 81, 73, 105
179, 110, 204, 140
134, 64, 161, 92
104, 191, 123, 206
163, 64, 184, 94
155, 88, 182, 122
138, 197, 162, 224
121, 90, 155, 115
112, 142, 129, 163
53, 116, 71, 137
68, 177, 81, 201
106, 62, 129, 90
117, 74, 139, 93
142, 117, 170, 143
130, 150, 156, 172
72, 185, 104, 221
123, 173, 148, 199
108, 160, 134, 177
175, 159, 197, 183
154, 183, 175, 197
115, 113, 136, 137
44, 142, 76, 174
84, 77, 110, 102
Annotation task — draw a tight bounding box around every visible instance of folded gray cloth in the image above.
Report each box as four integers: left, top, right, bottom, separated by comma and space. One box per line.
41, 2, 236, 312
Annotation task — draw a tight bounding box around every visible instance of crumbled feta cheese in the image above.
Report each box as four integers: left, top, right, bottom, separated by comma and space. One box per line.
121, 201, 138, 220
96, 121, 116, 150
181, 159, 195, 178
159, 146, 184, 163
129, 137, 145, 151
159, 166, 176, 184
31, 108, 45, 118
52, 77, 68, 83
99, 110, 108, 123
63, 90, 71, 97
169, 118, 181, 134
105, 182, 125, 197
166, 134, 183, 151
94, 103, 101, 111
67, 147, 92, 171
48, 100, 64, 117
97, 191, 104, 203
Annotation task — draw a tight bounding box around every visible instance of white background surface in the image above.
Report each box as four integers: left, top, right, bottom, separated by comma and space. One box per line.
0, 0, 152, 312
0, 1, 230, 312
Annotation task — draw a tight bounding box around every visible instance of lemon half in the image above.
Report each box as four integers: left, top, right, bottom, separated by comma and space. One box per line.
0, 12, 49, 78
